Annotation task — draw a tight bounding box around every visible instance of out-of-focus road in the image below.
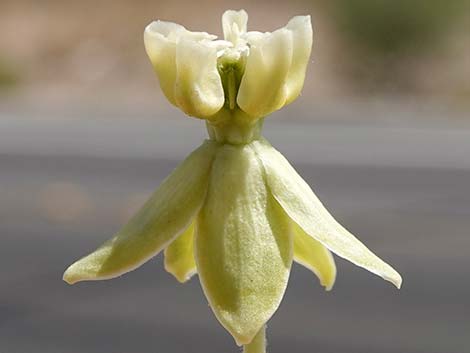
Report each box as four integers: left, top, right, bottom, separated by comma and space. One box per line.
1, 112, 469, 353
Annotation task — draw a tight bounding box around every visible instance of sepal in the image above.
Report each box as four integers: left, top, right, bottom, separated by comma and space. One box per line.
63, 141, 217, 284
251, 138, 402, 289
196, 144, 293, 345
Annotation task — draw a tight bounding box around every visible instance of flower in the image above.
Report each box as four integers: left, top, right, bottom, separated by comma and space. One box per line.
63, 9, 402, 353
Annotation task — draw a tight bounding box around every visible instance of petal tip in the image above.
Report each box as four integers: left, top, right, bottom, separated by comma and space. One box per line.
232, 327, 261, 346
322, 265, 336, 291
164, 265, 196, 284
62, 260, 97, 285
62, 265, 80, 285
323, 279, 335, 291
389, 272, 403, 289
380, 266, 402, 289
286, 15, 312, 34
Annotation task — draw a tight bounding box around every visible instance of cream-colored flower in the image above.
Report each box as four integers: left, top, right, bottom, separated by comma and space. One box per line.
64, 10, 401, 353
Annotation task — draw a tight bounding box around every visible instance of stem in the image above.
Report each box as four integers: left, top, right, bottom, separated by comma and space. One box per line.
243, 325, 266, 353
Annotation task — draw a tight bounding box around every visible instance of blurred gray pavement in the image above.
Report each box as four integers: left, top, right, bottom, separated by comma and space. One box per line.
1, 107, 470, 353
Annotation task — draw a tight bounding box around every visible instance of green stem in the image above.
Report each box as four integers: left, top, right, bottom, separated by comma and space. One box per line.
243, 325, 266, 353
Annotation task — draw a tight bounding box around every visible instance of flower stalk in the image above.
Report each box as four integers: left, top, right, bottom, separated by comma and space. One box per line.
243, 326, 266, 353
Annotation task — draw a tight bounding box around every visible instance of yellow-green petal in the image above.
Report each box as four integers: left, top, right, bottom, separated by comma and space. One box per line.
284, 15, 313, 105
293, 221, 336, 291
144, 21, 183, 106
175, 38, 225, 118
63, 140, 218, 285
237, 29, 293, 118
144, 21, 216, 109
164, 221, 197, 283
251, 138, 402, 289
196, 144, 293, 345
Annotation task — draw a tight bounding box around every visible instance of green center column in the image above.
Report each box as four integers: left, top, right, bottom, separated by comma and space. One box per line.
207, 54, 264, 145
206, 108, 264, 145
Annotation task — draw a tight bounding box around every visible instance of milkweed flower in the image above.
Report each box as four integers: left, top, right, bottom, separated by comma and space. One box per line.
63, 9, 402, 353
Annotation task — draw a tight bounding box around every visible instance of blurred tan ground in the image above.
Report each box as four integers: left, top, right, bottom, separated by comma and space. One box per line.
0, 0, 469, 116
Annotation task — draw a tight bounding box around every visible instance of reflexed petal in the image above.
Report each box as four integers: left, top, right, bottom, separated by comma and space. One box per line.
251, 139, 402, 289
175, 38, 225, 118
144, 21, 216, 108
164, 221, 197, 283
222, 9, 248, 43
63, 141, 218, 285
237, 29, 293, 118
284, 16, 313, 105
293, 221, 336, 291
196, 144, 293, 345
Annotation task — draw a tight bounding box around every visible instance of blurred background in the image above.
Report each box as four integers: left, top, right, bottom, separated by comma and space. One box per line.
1, 0, 469, 352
